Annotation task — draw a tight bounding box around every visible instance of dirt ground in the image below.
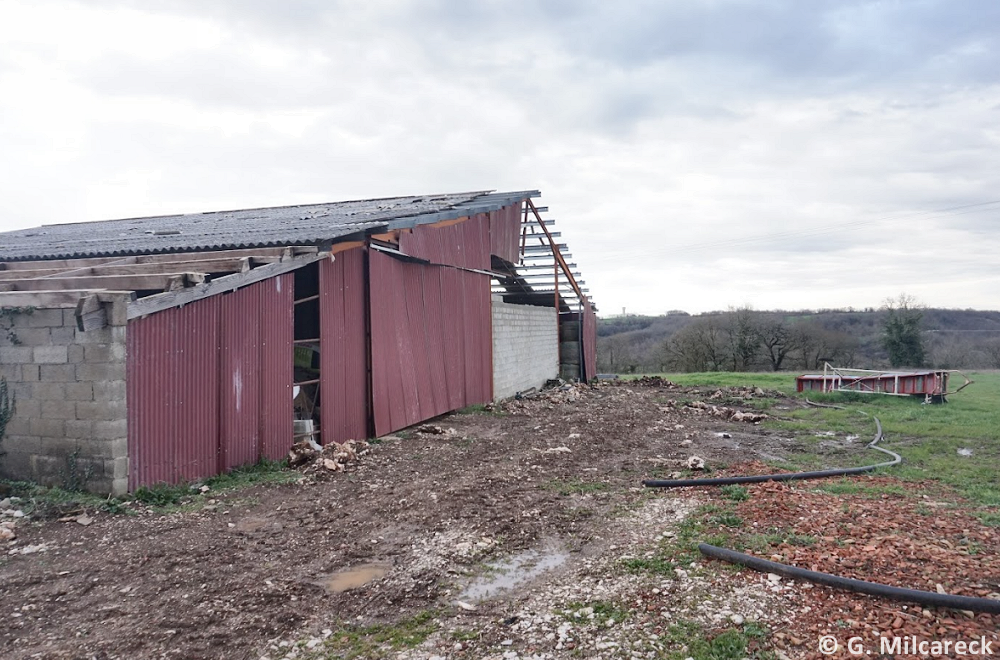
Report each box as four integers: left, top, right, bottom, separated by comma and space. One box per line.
0, 380, 996, 660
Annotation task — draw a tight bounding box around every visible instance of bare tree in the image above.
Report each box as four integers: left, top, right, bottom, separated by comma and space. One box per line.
665, 316, 726, 372
722, 306, 763, 372
759, 317, 799, 371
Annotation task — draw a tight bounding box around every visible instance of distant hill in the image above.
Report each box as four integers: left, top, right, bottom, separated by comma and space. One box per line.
597, 308, 1000, 373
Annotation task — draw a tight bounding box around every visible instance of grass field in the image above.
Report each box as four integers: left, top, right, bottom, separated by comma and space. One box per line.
634, 370, 1000, 516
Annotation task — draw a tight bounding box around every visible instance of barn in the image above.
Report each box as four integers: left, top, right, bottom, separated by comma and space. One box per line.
0, 190, 596, 494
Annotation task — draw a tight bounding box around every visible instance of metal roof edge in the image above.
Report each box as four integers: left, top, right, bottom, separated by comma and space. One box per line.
384, 190, 539, 231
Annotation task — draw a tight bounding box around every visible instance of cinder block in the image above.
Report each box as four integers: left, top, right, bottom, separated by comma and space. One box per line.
31, 381, 67, 401
5, 433, 40, 454
3, 416, 30, 436
29, 417, 66, 438
21, 364, 40, 381
10, 381, 32, 400
33, 345, 68, 364
0, 346, 33, 363
109, 342, 126, 362
109, 477, 128, 497
65, 382, 94, 401
106, 457, 129, 479
67, 345, 85, 363
109, 437, 127, 458
0, 450, 32, 481
92, 419, 127, 440
92, 380, 125, 401
78, 439, 115, 459
74, 328, 115, 345
0, 364, 17, 381
43, 399, 77, 420
25, 309, 66, 328
108, 301, 128, 327
76, 399, 126, 421
65, 419, 95, 439
14, 328, 52, 345
83, 345, 114, 362
40, 364, 76, 383
76, 362, 126, 382
50, 327, 75, 343
10, 398, 39, 418
62, 309, 77, 327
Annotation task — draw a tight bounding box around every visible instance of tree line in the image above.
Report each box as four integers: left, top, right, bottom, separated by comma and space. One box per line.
598, 296, 1000, 373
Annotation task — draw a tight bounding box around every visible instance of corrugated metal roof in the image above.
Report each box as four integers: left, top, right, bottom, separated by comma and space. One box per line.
0, 190, 538, 262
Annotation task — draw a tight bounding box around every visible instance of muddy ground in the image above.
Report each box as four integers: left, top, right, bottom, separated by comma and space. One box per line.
0, 380, 996, 660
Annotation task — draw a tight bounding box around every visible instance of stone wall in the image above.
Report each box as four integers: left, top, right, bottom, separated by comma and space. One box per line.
0, 302, 128, 495
491, 299, 559, 400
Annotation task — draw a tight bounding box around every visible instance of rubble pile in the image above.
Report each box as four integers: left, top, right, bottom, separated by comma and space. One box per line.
685, 400, 769, 423
288, 438, 371, 474
708, 386, 784, 400
602, 375, 678, 389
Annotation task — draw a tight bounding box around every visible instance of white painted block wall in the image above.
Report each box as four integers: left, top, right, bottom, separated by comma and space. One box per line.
491, 300, 559, 400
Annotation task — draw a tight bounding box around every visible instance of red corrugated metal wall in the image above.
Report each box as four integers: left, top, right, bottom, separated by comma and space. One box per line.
583, 299, 597, 382
489, 202, 523, 264
319, 249, 370, 444
398, 213, 491, 269
369, 249, 492, 436
127, 275, 294, 489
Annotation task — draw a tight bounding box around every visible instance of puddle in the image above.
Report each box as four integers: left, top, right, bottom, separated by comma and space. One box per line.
458, 544, 569, 602
318, 563, 391, 593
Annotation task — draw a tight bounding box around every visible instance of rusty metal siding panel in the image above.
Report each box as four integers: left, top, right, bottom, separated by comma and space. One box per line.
128, 276, 294, 490
438, 266, 467, 411
259, 274, 295, 460
489, 202, 522, 263
369, 250, 493, 436
397, 212, 496, 270
219, 285, 262, 470
319, 249, 370, 444
127, 299, 221, 489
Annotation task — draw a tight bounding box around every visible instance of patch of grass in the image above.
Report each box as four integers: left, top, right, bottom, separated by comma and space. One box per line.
456, 403, 505, 416
545, 479, 610, 496
770, 370, 1000, 508
707, 511, 743, 528
740, 530, 816, 553
720, 484, 750, 502
203, 458, 296, 491
0, 480, 126, 518
312, 611, 439, 659
621, 555, 678, 576
450, 628, 479, 642
976, 512, 1000, 527
561, 599, 632, 624
644, 372, 795, 391
662, 620, 775, 660
132, 482, 191, 507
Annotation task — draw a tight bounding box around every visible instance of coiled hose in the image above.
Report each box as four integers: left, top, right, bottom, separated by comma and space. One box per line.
643, 402, 901, 488
699, 542, 1000, 614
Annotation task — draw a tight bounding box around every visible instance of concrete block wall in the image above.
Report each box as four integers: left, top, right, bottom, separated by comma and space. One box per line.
492, 299, 559, 400
0, 304, 128, 495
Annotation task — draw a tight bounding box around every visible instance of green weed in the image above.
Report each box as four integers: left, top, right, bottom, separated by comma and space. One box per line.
546, 479, 610, 496
310, 610, 439, 659
720, 484, 750, 502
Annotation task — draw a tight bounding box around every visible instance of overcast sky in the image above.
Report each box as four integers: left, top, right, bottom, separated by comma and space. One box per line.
1, 0, 998, 315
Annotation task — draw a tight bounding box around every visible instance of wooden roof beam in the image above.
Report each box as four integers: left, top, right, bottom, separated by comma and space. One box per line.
0, 273, 206, 293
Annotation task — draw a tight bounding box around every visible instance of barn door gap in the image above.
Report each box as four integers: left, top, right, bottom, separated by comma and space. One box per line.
293, 262, 322, 444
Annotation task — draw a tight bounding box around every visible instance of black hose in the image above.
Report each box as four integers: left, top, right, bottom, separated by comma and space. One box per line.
699, 543, 1000, 614
643, 410, 901, 488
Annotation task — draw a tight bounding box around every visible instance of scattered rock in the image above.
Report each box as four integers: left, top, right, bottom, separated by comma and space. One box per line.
686, 456, 705, 470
